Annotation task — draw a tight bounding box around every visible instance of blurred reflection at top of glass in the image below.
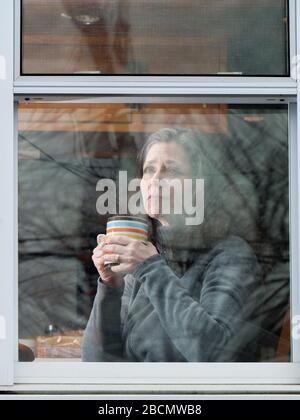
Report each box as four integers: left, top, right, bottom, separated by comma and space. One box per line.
21, 0, 289, 76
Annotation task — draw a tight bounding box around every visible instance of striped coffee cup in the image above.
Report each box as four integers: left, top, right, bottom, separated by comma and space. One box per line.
104, 216, 149, 267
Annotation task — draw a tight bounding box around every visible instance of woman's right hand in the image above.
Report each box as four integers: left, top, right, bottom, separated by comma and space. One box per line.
92, 234, 124, 289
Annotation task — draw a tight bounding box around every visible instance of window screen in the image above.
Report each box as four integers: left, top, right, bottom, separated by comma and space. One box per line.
21, 0, 289, 76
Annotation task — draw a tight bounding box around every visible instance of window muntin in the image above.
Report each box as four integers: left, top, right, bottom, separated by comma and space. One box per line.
21, 0, 289, 76
18, 101, 290, 363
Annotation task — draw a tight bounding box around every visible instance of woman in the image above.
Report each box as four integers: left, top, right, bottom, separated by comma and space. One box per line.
82, 127, 264, 362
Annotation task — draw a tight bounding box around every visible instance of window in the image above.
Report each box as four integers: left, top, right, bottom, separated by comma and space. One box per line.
21, 0, 289, 76
1, 0, 300, 388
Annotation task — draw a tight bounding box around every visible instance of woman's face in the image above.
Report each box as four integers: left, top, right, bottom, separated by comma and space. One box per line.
140, 142, 190, 226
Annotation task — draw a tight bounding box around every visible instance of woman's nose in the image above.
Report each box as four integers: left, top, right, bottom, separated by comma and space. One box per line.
151, 171, 161, 180
151, 166, 165, 180
148, 170, 163, 189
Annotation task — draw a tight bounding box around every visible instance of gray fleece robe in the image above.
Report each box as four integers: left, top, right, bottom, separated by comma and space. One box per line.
82, 232, 265, 362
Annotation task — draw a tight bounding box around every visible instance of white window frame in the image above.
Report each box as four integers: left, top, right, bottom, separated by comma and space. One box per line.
0, 0, 14, 388
1, 0, 300, 392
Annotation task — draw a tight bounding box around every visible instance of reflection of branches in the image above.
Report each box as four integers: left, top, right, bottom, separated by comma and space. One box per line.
19, 134, 94, 255
258, 284, 289, 315
197, 134, 258, 225
19, 132, 118, 253
224, 109, 288, 245
19, 134, 94, 185
225, 125, 261, 190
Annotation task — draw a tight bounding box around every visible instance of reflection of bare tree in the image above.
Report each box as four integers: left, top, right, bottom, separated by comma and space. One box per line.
18, 105, 290, 360
195, 107, 289, 359
18, 125, 123, 337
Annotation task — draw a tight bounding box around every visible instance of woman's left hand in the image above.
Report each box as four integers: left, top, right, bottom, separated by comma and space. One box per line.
100, 235, 158, 274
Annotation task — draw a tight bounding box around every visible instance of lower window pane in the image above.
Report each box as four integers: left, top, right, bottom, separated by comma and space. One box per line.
18, 101, 290, 362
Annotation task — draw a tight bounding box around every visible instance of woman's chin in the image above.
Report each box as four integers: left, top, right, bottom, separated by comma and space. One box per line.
147, 212, 161, 220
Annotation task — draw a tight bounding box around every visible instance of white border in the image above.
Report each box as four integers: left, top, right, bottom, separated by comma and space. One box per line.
290, 102, 300, 363
290, 0, 297, 74
15, 95, 296, 105
2, 383, 300, 394
13, 80, 297, 96
1, 393, 300, 400
13, 102, 19, 365
13, 362, 300, 385
5, 0, 300, 388
0, 0, 15, 386
1, 394, 300, 400
14, 0, 297, 96
13, 96, 297, 385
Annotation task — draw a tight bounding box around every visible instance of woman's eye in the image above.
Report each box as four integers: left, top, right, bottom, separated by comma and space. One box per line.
143, 165, 182, 176
143, 166, 155, 174
168, 168, 182, 176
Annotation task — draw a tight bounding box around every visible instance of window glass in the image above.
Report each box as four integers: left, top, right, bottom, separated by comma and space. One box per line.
21, 0, 289, 76
18, 101, 290, 362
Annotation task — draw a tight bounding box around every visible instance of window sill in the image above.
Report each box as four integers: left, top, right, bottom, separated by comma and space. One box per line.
1, 383, 300, 397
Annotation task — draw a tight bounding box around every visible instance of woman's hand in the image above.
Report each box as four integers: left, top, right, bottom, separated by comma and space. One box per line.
100, 235, 158, 275
92, 234, 125, 288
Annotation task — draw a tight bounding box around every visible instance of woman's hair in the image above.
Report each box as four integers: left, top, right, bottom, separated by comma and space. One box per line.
136, 127, 209, 248
136, 127, 232, 250
137, 127, 203, 179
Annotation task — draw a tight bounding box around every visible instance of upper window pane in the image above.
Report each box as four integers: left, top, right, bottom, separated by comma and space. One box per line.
21, 0, 289, 76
